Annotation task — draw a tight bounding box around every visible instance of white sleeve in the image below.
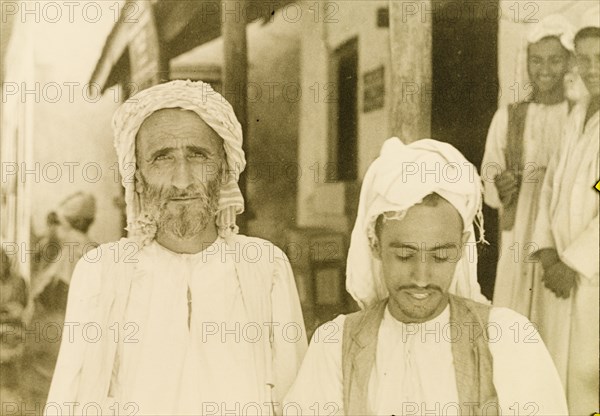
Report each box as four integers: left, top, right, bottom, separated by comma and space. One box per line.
488, 307, 568, 416
481, 108, 509, 210
532, 113, 574, 252
532, 146, 562, 251
283, 315, 345, 416
270, 246, 309, 411
562, 213, 599, 279
44, 249, 103, 412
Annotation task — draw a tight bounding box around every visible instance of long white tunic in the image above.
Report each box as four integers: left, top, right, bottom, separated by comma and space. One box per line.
284, 305, 568, 416
482, 102, 570, 317
532, 102, 599, 416
115, 239, 262, 414
46, 236, 307, 416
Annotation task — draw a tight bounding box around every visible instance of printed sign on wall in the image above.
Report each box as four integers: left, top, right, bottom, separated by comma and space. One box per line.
363, 66, 385, 113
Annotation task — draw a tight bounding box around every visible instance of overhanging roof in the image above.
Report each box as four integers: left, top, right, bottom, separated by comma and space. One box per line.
90, 0, 295, 92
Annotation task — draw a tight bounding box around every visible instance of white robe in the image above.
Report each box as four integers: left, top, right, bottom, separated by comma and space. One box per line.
284, 305, 568, 416
482, 102, 570, 317
532, 102, 599, 416
46, 236, 307, 416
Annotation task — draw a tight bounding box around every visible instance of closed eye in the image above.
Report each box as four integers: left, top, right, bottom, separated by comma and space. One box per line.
391, 248, 416, 261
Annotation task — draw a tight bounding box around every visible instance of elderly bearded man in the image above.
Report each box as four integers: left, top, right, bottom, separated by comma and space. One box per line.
284, 138, 567, 416
46, 81, 307, 416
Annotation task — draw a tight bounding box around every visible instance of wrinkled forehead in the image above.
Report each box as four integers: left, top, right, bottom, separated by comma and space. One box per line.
136, 108, 219, 138
134, 108, 225, 154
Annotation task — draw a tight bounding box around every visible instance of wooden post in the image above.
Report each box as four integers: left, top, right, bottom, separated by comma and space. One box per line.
389, 0, 432, 142
222, 0, 249, 230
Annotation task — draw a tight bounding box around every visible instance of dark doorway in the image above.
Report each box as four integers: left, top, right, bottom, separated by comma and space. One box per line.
432, 1, 499, 300
331, 38, 359, 182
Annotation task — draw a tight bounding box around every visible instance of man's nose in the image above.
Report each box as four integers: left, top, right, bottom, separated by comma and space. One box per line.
539, 61, 551, 74
411, 257, 430, 286
172, 159, 194, 190
590, 58, 600, 74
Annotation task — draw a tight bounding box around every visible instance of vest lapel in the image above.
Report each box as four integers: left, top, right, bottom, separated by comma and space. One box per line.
502, 101, 529, 231
449, 295, 499, 416
344, 301, 386, 415
343, 297, 498, 416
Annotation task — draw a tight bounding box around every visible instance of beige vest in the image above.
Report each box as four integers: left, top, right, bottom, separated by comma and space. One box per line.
342, 295, 499, 416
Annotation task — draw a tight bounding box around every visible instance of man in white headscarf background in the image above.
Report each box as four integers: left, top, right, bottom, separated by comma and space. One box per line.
46, 80, 307, 416
481, 15, 574, 317
531, 7, 600, 415
284, 138, 567, 416
23, 192, 97, 412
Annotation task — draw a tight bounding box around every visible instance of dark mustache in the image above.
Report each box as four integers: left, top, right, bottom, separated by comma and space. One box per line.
151, 185, 207, 200
397, 284, 443, 292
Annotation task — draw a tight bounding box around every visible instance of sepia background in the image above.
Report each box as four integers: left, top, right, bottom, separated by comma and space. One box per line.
0, 0, 597, 411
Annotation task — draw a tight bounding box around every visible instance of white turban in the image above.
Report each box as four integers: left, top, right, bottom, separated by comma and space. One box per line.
112, 80, 246, 244
56, 191, 96, 223
346, 137, 489, 309
513, 15, 583, 102
526, 14, 575, 51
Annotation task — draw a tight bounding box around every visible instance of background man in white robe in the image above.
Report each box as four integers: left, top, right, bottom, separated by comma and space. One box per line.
46, 80, 307, 416
532, 8, 600, 416
284, 138, 567, 416
481, 15, 574, 317
23, 192, 97, 413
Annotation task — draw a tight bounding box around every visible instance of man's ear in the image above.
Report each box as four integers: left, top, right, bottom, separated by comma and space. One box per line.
220, 159, 229, 184
461, 230, 471, 247
449, 230, 471, 262
370, 237, 382, 260
134, 170, 143, 194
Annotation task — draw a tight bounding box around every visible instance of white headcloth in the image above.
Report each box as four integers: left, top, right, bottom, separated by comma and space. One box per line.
346, 137, 490, 309
526, 14, 574, 51
112, 80, 246, 245
513, 15, 582, 102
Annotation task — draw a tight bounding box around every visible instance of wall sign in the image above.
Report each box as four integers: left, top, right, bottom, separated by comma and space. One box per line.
363, 66, 385, 113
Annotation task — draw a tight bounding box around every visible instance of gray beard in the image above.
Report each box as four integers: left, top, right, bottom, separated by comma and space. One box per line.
139, 176, 221, 240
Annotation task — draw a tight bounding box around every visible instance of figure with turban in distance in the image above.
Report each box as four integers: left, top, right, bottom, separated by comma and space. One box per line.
481, 14, 575, 317
22, 191, 97, 412
284, 138, 567, 416
0, 247, 28, 408
531, 7, 600, 415
46, 80, 307, 416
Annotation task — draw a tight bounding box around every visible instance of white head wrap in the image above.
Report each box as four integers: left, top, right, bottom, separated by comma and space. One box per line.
112, 80, 246, 245
526, 14, 574, 51
56, 191, 96, 224
346, 137, 490, 309
513, 14, 582, 102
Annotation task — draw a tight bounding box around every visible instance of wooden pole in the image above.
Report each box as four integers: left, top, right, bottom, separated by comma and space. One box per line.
389, 0, 432, 142
222, 0, 249, 230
